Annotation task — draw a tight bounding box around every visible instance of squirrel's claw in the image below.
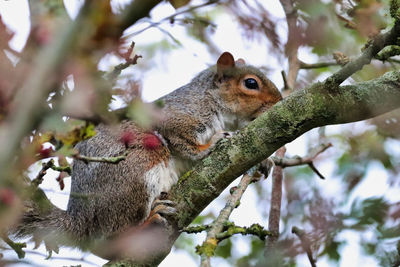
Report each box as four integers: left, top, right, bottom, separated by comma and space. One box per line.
146, 196, 177, 227
151, 198, 175, 210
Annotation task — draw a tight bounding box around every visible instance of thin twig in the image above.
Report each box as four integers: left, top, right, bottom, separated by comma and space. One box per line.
184, 222, 270, 241
198, 173, 258, 267
10, 248, 99, 266
264, 0, 300, 255
299, 60, 339, 69
325, 21, 400, 86
292, 226, 317, 267
73, 153, 126, 164
106, 41, 142, 82
31, 160, 54, 187
281, 70, 291, 91
1, 235, 26, 259
299, 57, 400, 70
127, 0, 218, 38
271, 143, 331, 168
271, 143, 332, 179
31, 159, 71, 187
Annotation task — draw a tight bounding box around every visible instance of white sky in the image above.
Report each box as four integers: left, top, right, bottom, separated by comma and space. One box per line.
0, 1, 399, 267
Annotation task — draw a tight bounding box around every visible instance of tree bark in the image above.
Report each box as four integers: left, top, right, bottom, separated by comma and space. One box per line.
107, 70, 400, 266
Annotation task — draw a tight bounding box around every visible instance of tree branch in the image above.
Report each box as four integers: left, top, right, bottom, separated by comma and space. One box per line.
299, 60, 339, 69
127, 0, 219, 38
280, 0, 301, 91
73, 154, 126, 164
292, 226, 317, 267
271, 143, 331, 167
199, 173, 258, 266
326, 21, 400, 85
157, 70, 400, 266
265, 147, 286, 250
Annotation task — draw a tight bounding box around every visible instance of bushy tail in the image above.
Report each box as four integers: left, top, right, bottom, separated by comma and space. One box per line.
10, 188, 77, 250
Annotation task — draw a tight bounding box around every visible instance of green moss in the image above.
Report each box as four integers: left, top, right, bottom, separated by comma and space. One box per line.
196, 238, 218, 256
178, 170, 193, 184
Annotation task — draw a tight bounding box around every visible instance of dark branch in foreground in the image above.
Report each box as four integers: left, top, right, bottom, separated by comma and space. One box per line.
0, 0, 163, 185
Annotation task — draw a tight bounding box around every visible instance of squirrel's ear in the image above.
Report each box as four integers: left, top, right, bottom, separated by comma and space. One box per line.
217, 52, 235, 76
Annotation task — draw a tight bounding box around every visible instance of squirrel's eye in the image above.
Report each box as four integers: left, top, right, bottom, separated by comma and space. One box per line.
244, 78, 259, 90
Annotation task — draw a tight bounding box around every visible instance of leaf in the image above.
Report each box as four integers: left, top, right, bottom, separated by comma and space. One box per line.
324, 240, 341, 261
348, 197, 389, 227
215, 239, 232, 258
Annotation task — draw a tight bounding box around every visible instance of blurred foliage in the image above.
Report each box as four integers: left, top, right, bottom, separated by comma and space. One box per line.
0, 0, 400, 266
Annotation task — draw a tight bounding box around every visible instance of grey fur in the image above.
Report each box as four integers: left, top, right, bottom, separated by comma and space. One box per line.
13, 53, 282, 253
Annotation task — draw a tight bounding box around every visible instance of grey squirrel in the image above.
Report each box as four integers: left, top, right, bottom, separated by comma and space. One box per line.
13, 52, 282, 256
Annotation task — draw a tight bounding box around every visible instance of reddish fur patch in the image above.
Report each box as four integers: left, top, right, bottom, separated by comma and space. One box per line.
143, 134, 161, 150
0, 188, 15, 206
120, 131, 136, 147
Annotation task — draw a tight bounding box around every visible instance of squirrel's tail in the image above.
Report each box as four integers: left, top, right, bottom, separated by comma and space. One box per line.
11, 188, 78, 250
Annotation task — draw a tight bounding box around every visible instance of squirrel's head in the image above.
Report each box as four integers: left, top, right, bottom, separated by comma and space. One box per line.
214, 52, 282, 120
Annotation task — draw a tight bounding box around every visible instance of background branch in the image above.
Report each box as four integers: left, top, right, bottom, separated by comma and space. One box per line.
199, 172, 259, 267
292, 226, 317, 267
326, 21, 400, 85
265, 147, 286, 250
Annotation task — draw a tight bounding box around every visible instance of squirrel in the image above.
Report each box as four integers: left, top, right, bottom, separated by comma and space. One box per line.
12, 52, 282, 257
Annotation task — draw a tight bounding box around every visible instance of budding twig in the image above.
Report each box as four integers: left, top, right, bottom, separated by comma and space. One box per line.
32, 160, 55, 187
107, 41, 142, 82
299, 60, 339, 69
325, 20, 400, 85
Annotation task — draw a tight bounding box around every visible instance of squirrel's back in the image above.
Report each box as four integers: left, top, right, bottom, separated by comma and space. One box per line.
12, 52, 282, 253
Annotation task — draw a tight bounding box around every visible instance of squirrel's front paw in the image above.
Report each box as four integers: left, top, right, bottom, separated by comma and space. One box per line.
146, 196, 177, 227
211, 131, 232, 144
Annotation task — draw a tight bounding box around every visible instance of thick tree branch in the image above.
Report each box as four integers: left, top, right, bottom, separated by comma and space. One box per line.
150, 70, 400, 266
